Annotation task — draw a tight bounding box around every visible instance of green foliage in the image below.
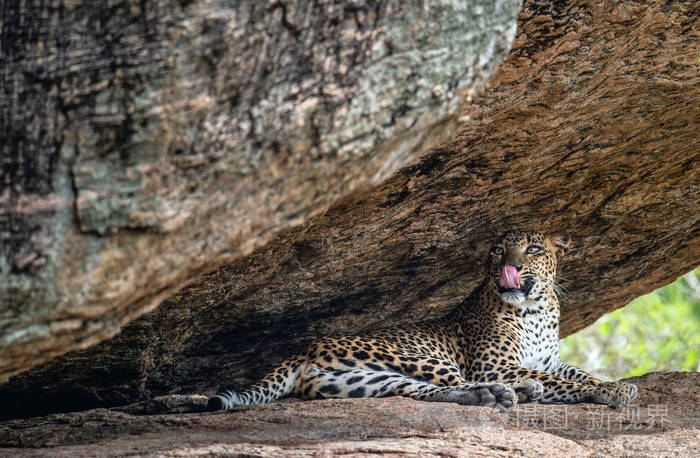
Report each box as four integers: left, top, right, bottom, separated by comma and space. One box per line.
560, 268, 700, 380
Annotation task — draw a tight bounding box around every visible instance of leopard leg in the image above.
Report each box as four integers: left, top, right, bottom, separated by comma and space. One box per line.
512, 380, 545, 403
296, 366, 518, 412
550, 361, 595, 383
550, 362, 638, 404
477, 364, 636, 408
398, 356, 542, 404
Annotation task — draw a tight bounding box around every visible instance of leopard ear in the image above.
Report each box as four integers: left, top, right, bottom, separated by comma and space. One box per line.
546, 232, 571, 259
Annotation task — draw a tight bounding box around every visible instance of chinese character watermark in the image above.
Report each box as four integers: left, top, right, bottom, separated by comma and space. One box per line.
508, 403, 670, 432
647, 404, 670, 429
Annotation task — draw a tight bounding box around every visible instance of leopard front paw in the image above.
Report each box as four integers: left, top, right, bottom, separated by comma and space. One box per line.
590, 381, 638, 408
513, 380, 544, 403
446, 383, 518, 413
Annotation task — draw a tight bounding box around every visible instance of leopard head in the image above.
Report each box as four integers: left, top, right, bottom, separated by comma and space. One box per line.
485, 230, 570, 306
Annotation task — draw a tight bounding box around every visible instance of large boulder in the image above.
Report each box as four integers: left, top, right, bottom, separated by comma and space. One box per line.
1, 0, 698, 420
0, 0, 521, 383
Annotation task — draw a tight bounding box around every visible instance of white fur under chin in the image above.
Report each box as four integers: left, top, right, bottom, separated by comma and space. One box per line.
501, 291, 526, 305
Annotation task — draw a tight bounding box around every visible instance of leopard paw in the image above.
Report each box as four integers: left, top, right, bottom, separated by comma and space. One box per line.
623, 381, 638, 400
591, 381, 638, 408
446, 383, 518, 412
513, 380, 544, 403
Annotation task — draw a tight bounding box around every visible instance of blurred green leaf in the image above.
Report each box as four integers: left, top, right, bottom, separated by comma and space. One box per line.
560, 268, 700, 380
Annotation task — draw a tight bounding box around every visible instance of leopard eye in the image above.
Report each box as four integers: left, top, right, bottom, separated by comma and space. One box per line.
527, 245, 543, 255
491, 246, 504, 256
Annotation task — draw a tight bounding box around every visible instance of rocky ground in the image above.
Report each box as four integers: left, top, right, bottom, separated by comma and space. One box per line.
0, 372, 697, 457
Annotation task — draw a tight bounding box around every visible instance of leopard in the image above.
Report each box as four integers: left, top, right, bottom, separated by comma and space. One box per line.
207, 230, 637, 413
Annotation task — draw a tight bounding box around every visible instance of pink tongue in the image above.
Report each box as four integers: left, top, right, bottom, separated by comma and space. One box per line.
499, 265, 520, 289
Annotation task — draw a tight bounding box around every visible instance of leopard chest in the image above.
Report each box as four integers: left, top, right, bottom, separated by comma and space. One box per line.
514, 309, 560, 372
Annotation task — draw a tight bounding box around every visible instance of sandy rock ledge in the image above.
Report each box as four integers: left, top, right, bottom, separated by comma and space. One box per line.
0, 372, 697, 457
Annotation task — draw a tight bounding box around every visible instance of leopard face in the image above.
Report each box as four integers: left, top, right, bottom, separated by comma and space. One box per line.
485, 230, 570, 306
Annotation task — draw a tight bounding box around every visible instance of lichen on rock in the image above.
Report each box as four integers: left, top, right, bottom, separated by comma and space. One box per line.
0, 0, 521, 384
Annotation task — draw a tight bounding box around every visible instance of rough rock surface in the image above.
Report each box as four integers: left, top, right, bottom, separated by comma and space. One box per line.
0, 372, 698, 457
1, 0, 697, 419
0, 0, 520, 383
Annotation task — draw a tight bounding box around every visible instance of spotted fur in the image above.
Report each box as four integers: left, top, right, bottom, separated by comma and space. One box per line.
208, 230, 637, 412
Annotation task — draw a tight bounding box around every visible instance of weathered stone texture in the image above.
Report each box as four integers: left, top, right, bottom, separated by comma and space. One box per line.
0, 0, 520, 383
